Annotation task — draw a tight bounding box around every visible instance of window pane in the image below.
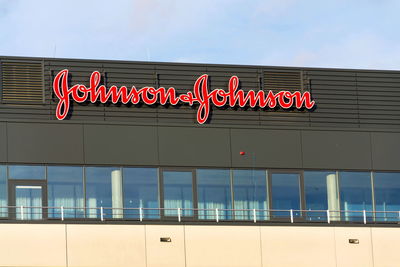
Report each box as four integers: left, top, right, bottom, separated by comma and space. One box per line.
271, 173, 301, 218
197, 169, 232, 220
85, 167, 119, 219
16, 185, 42, 220
9, 165, 45, 180
124, 168, 159, 219
374, 172, 400, 222
163, 171, 193, 217
339, 172, 372, 222
304, 171, 337, 221
47, 166, 84, 218
0, 166, 6, 217
233, 170, 267, 221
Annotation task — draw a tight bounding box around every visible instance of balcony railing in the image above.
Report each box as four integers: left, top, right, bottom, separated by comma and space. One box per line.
1, 206, 400, 224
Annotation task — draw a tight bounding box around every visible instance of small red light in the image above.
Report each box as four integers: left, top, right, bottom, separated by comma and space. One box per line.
239, 151, 245, 155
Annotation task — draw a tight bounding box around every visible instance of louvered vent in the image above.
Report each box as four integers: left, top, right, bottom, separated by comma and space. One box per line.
1, 61, 43, 103
263, 70, 303, 92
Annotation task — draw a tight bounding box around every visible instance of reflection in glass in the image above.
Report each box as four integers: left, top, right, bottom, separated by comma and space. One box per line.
0, 166, 7, 217
85, 167, 117, 218
233, 170, 267, 220
124, 168, 159, 219
304, 171, 338, 221
271, 173, 301, 218
163, 171, 193, 217
9, 165, 45, 180
374, 172, 400, 222
197, 169, 232, 220
339, 172, 373, 221
15, 185, 42, 220
47, 166, 84, 218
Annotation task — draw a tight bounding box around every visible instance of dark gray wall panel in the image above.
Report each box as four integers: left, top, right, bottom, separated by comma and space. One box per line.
231, 129, 302, 168
371, 132, 400, 171
158, 127, 230, 167
302, 131, 372, 170
0, 122, 6, 162
7, 123, 84, 164
84, 125, 158, 165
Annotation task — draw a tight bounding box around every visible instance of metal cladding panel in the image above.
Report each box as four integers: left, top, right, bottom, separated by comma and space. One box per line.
308, 70, 359, 128
1, 56, 400, 131
371, 132, 400, 171
301, 130, 372, 170
7, 122, 84, 164
158, 126, 231, 167
0, 122, 6, 162
230, 129, 302, 168
83, 125, 158, 165
357, 71, 400, 128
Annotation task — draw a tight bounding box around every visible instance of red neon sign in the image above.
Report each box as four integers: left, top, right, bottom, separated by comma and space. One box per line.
53, 69, 315, 124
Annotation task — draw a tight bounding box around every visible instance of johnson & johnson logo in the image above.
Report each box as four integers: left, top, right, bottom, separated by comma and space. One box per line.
53, 69, 315, 124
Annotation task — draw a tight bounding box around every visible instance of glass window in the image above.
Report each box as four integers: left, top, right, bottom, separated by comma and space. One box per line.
0, 166, 6, 217
47, 166, 84, 218
197, 169, 232, 220
85, 167, 119, 219
339, 171, 373, 222
232, 170, 267, 221
304, 171, 337, 221
374, 172, 400, 222
163, 171, 193, 217
124, 168, 159, 219
271, 173, 301, 218
8, 165, 45, 180
15, 185, 42, 220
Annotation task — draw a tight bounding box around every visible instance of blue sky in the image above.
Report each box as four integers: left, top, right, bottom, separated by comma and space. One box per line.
1, 0, 400, 69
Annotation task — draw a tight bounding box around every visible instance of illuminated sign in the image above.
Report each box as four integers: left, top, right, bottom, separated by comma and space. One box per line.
53, 69, 315, 124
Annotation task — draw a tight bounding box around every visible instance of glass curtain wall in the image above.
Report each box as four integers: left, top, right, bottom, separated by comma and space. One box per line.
339, 171, 373, 221
123, 168, 159, 219
270, 173, 301, 218
85, 167, 119, 219
374, 172, 400, 222
304, 171, 338, 221
0, 166, 6, 217
232, 170, 267, 220
163, 171, 193, 217
3, 164, 400, 223
8, 165, 45, 180
47, 166, 84, 218
197, 169, 232, 220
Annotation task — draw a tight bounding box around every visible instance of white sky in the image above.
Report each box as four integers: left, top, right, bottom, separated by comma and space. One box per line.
1, 0, 400, 70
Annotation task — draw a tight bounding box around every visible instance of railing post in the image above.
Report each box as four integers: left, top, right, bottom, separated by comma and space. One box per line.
139, 207, 143, 222
178, 208, 181, 222
100, 207, 104, 221
20, 205, 24, 220
363, 210, 367, 224
327, 210, 330, 224
215, 208, 219, 223
61, 206, 64, 221
290, 209, 294, 223
253, 209, 257, 223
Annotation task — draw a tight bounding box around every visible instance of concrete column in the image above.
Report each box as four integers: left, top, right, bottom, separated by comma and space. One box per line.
326, 173, 340, 221
112, 170, 123, 219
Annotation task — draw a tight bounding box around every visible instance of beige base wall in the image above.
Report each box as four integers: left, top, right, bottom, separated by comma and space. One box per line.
0, 223, 397, 267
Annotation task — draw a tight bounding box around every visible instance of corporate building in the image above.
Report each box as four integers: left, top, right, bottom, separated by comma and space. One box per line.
0, 56, 399, 267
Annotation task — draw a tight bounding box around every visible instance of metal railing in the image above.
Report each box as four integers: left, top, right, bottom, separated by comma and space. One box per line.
0, 206, 399, 224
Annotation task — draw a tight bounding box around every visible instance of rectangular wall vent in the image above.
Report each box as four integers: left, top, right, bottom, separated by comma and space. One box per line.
1, 61, 44, 103
263, 70, 303, 92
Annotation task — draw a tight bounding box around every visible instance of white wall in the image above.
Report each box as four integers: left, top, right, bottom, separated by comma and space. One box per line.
0, 223, 396, 267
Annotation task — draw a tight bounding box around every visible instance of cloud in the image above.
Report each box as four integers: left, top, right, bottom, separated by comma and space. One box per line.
0, 0, 399, 70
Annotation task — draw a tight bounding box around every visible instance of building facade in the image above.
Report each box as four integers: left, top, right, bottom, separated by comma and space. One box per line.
0, 56, 399, 267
